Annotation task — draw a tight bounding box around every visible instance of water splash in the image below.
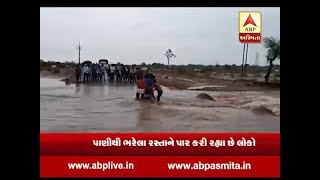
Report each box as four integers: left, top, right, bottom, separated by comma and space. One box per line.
213, 94, 280, 116
162, 87, 280, 116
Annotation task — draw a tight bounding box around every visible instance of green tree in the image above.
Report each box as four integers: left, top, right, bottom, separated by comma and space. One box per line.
263, 37, 280, 82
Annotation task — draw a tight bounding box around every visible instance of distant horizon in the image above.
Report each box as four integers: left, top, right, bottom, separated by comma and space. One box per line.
40, 59, 280, 67
41, 8, 280, 66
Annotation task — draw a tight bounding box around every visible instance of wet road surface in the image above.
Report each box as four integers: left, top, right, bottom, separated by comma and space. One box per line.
40, 78, 280, 132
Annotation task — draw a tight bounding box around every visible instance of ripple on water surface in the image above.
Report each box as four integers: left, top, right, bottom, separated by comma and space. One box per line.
40, 78, 280, 132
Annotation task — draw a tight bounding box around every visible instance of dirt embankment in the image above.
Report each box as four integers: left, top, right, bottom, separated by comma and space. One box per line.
151, 69, 280, 91
40, 67, 77, 83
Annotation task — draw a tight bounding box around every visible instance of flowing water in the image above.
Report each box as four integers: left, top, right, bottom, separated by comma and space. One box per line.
40, 77, 280, 132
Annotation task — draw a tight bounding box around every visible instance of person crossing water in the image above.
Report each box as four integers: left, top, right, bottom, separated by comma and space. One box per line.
152, 79, 163, 102
136, 75, 145, 100
144, 74, 154, 98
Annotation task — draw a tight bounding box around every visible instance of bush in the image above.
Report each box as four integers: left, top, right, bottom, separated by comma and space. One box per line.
224, 64, 232, 71
177, 67, 186, 74
52, 68, 61, 74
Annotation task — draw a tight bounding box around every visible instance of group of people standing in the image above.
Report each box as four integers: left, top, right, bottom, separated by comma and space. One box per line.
75, 63, 138, 83
74, 62, 163, 102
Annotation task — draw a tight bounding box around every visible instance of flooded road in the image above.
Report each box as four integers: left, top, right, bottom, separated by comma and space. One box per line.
40, 78, 280, 132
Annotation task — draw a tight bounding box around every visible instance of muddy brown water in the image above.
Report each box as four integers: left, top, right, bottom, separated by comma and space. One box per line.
40, 77, 280, 132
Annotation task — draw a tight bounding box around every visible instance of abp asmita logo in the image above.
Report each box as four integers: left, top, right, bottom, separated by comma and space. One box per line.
239, 12, 262, 43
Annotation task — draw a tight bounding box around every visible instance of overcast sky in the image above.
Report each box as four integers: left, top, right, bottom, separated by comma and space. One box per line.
40, 8, 280, 66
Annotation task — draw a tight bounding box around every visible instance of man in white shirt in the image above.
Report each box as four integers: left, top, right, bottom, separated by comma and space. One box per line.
130, 65, 136, 84
106, 63, 110, 79
83, 64, 90, 82
115, 64, 122, 82
109, 64, 115, 81
100, 64, 106, 81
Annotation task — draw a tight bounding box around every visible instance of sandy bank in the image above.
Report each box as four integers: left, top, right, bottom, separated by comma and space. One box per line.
155, 73, 279, 91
